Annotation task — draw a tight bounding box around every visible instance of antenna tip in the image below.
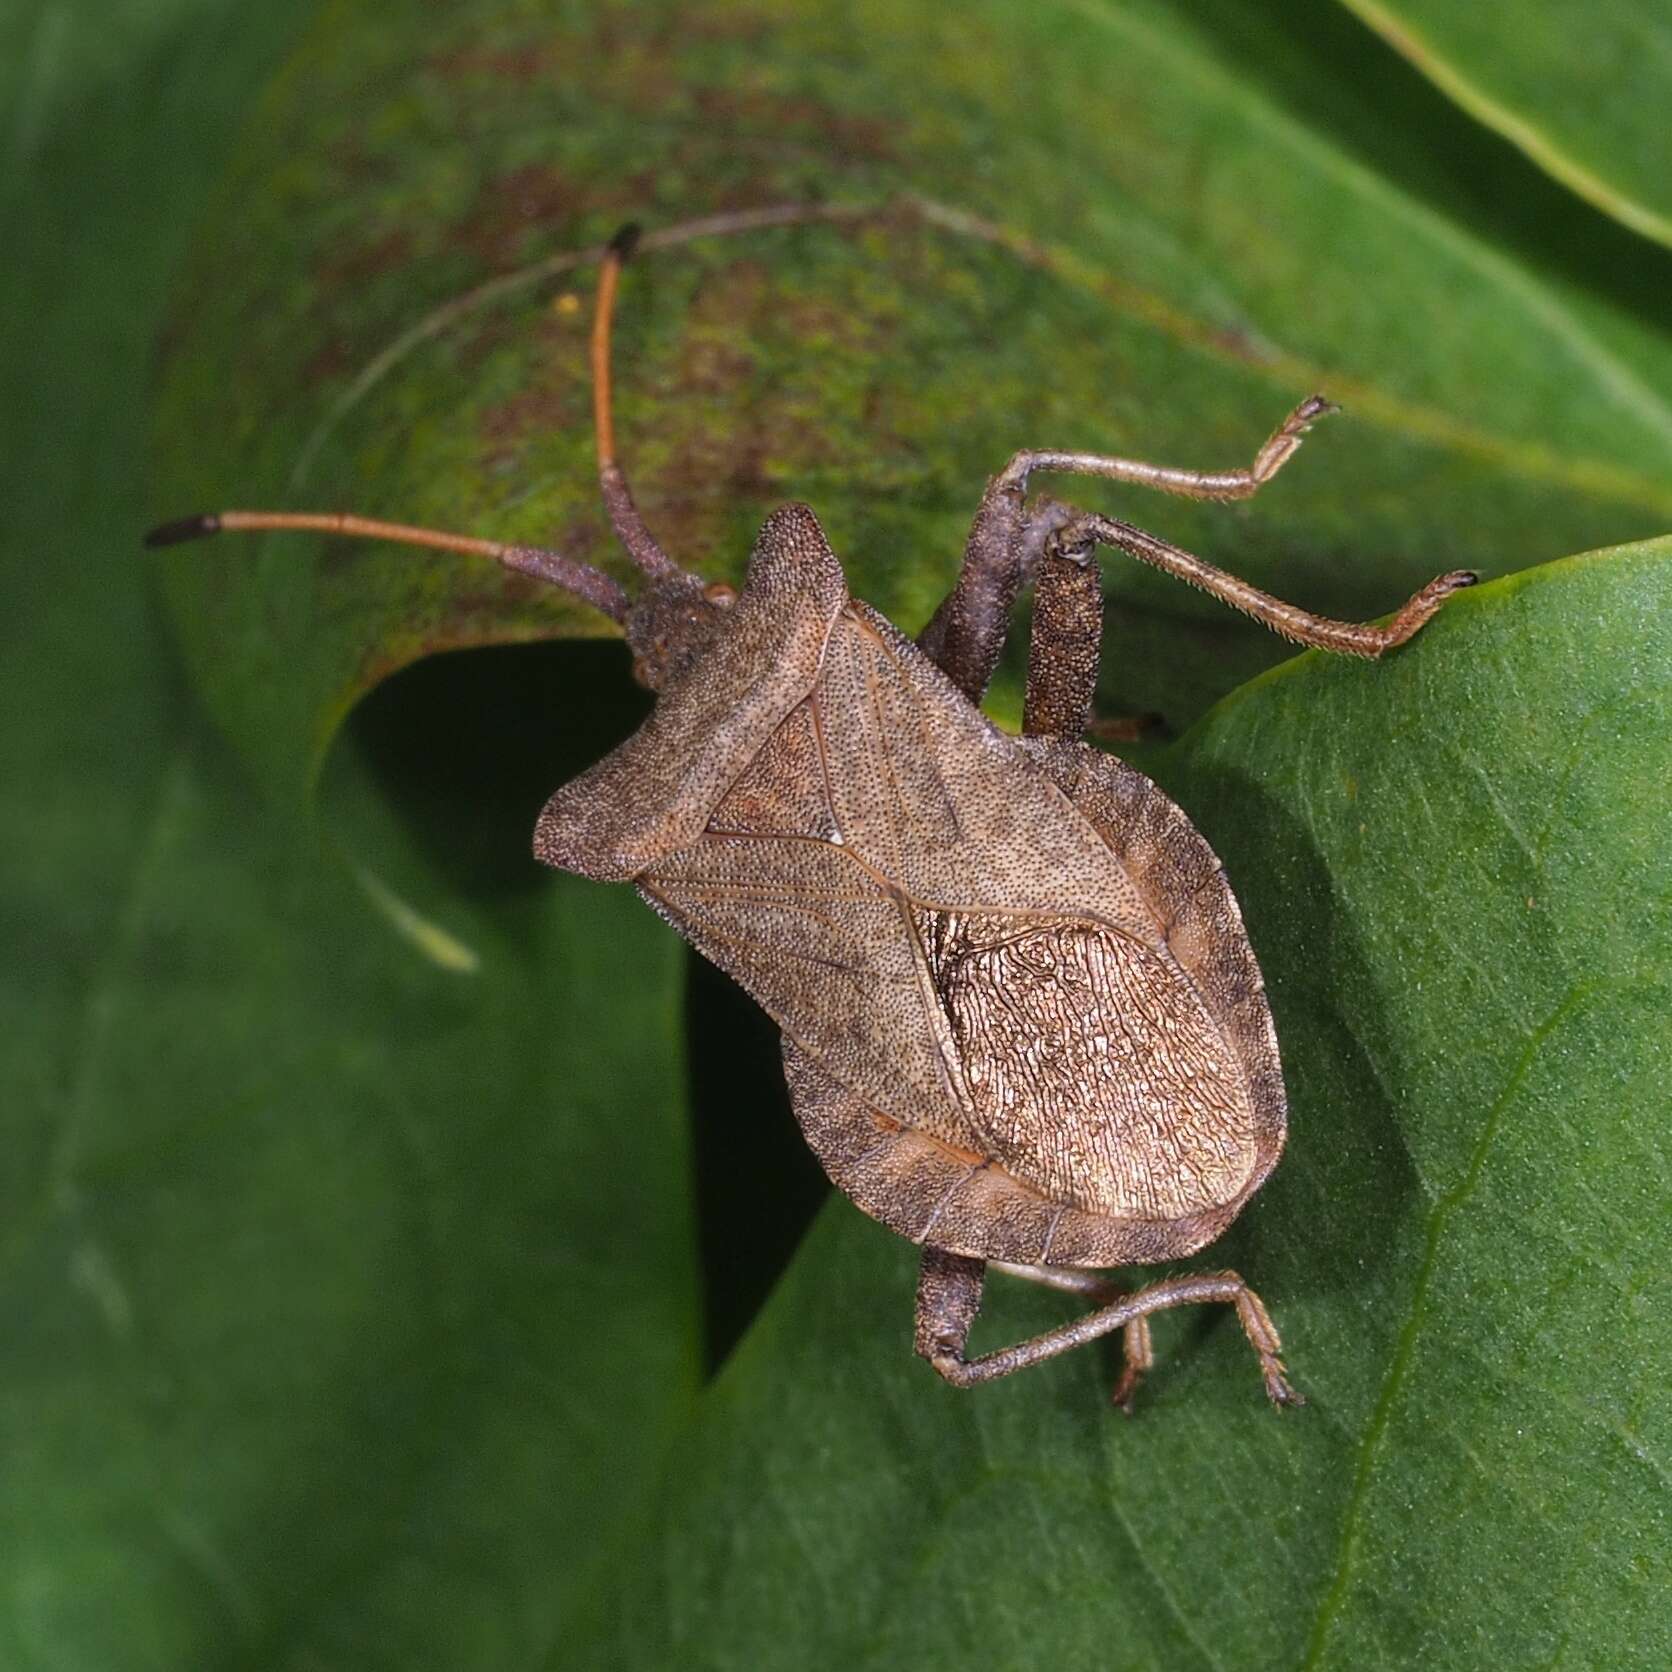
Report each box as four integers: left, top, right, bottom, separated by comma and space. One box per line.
606, 222, 643, 263
143, 513, 221, 548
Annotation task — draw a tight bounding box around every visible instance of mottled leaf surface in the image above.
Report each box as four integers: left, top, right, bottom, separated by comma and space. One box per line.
149, 0, 1672, 795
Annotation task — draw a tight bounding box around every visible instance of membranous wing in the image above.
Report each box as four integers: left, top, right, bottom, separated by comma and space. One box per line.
640, 603, 1259, 1221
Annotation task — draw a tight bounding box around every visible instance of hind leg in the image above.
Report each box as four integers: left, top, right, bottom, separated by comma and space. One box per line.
916, 1247, 1301, 1410
990, 1259, 1155, 1412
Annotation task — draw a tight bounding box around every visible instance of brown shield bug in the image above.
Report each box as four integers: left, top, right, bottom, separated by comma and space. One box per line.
149, 224, 1474, 1410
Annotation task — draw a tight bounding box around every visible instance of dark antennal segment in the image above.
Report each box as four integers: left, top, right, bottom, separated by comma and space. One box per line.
144, 513, 222, 547
141, 219, 690, 625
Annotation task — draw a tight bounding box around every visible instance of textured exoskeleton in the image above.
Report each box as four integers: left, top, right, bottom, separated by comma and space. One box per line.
152, 225, 1473, 1407
537, 505, 1283, 1271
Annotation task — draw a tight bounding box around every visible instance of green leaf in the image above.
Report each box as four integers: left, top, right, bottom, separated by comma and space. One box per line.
2, 1, 696, 1665
10, 1, 1671, 1669
1336, 0, 1672, 251
4, 730, 697, 1670
149, 0, 1672, 799
579, 543, 1672, 1670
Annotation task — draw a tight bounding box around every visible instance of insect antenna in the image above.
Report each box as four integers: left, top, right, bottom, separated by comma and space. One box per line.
590, 223, 679, 581
142, 508, 630, 623
141, 220, 694, 626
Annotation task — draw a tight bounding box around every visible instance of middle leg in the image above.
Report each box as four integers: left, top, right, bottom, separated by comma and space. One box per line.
1021, 525, 1103, 741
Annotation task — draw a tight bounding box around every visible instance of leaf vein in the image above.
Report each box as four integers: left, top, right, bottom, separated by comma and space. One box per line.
1299, 981, 1593, 1668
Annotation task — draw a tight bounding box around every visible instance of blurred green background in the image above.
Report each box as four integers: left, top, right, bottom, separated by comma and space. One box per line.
4, 2, 1669, 1667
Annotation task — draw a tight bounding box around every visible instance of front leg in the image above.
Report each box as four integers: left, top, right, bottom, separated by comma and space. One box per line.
917, 395, 1339, 702
916, 488, 1072, 704
1021, 522, 1166, 746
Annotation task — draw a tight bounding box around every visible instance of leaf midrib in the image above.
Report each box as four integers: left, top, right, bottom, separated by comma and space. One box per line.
1299, 979, 1594, 1669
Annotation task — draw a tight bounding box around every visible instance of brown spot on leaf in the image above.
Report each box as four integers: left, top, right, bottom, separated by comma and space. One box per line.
676, 8, 774, 45
626, 259, 858, 561
318, 227, 414, 289
302, 336, 353, 387
479, 378, 588, 468
475, 305, 594, 476
690, 86, 894, 161
427, 41, 555, 83
323, 129, 393, 188
454, 164, 587, 270
455, 312, 522, 374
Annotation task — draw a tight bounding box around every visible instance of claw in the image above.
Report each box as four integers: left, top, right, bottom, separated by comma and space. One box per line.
1263, 1361, 1306, 1408
1110, 1364, 1144, 1415
1290, 393, 1341, 429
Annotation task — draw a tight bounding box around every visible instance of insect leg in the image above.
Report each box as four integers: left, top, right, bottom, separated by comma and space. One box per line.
1069, 511, 1474, 657
995, 392, 1340, 507
918, 1251, 1302, 1410
590, 225, 680, 580
921, 396, 1341, 703
914, 1246, 988, 1366
915, 486, 1028, 703
971, 395, 1472, 657
989, 1258, 1154, 1412
1021, 532, 1103, 739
